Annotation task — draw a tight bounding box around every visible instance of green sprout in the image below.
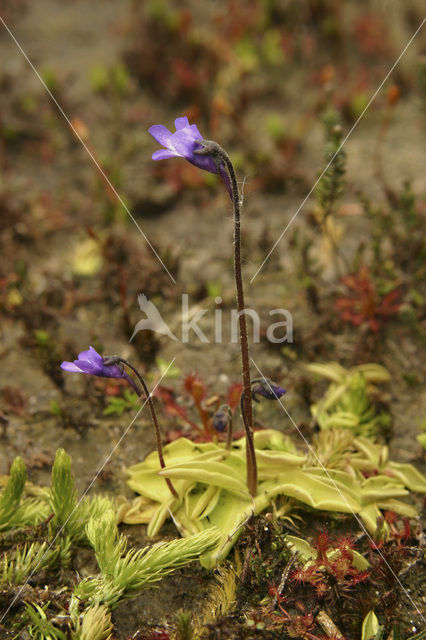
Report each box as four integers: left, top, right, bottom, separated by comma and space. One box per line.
315, 109, 347, 273
1, 539, 70, 586
103, 389, 140, 416
307, 362, 391, 438
155, 356, 181, 379
89, 63, 130, 96
0, 457, 27, 531
70, 604, 113, 640
75, 509, 221, 608
175, 610, 194, 640
1, 450, 224, 633
0, 457, 49, 531
49, 449, 114, 545
24, 602, 67, 640
316, 109, 346, 215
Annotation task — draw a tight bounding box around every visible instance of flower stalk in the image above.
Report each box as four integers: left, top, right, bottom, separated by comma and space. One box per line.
149, 118, 271, 496
194, 139, 257, 495
212, 404, 234, 450
103, 356, 178, 499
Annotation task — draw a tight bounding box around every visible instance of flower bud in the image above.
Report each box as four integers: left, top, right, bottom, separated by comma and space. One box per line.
251, 378, 286, 402
212, 404, 231, 432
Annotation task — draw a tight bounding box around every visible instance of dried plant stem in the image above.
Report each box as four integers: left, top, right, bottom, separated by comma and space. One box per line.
316, 610, 345, 639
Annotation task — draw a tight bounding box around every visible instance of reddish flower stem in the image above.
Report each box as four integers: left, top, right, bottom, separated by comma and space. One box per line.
222, 147, 257, 495
195, 140, 257, 496
105, 356, 178, 499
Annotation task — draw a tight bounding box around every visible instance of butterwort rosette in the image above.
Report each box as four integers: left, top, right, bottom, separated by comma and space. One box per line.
251, 378, 286, 403
61, 347, 140, 394
149, 116, 232, 199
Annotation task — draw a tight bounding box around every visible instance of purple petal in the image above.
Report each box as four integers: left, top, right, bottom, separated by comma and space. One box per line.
79, 346, 103, 366
152, 149, 179, 161
74, 360, 99, 375
170, 129, 199, 158
148, 124, 173, 147
187, 123, 203, 139
61, 361, 83, 373
174, 116, 190, 130
171, 130, 218, 174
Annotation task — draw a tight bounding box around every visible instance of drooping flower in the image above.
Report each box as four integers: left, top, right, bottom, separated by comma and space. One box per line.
149, 116, 232, 198
61, 346, 140, 394
212, 405, 231, 433
251, 378, 286, 402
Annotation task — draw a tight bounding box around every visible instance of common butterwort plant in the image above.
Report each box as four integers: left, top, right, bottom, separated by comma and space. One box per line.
150, 115, 284, 497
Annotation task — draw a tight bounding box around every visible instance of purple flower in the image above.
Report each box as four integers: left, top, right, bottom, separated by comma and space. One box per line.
149, 116, 232, 199
212, 405, 231, 433
61, 347, 140, 394
251, 378, 286, 402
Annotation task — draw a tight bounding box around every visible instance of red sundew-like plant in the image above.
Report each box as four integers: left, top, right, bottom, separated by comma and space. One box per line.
369, 512, 413, 553
382, 512, 412, 547
363, 514, 420, 630
155, 375, 243, 443
280, 517, 421, 635
335, 266, 402, 332
290, 529, 370, 604
260, 589, 334, 640
285, 613, 319, 640
154, 384, 200, 434
353, 12, 392, 57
